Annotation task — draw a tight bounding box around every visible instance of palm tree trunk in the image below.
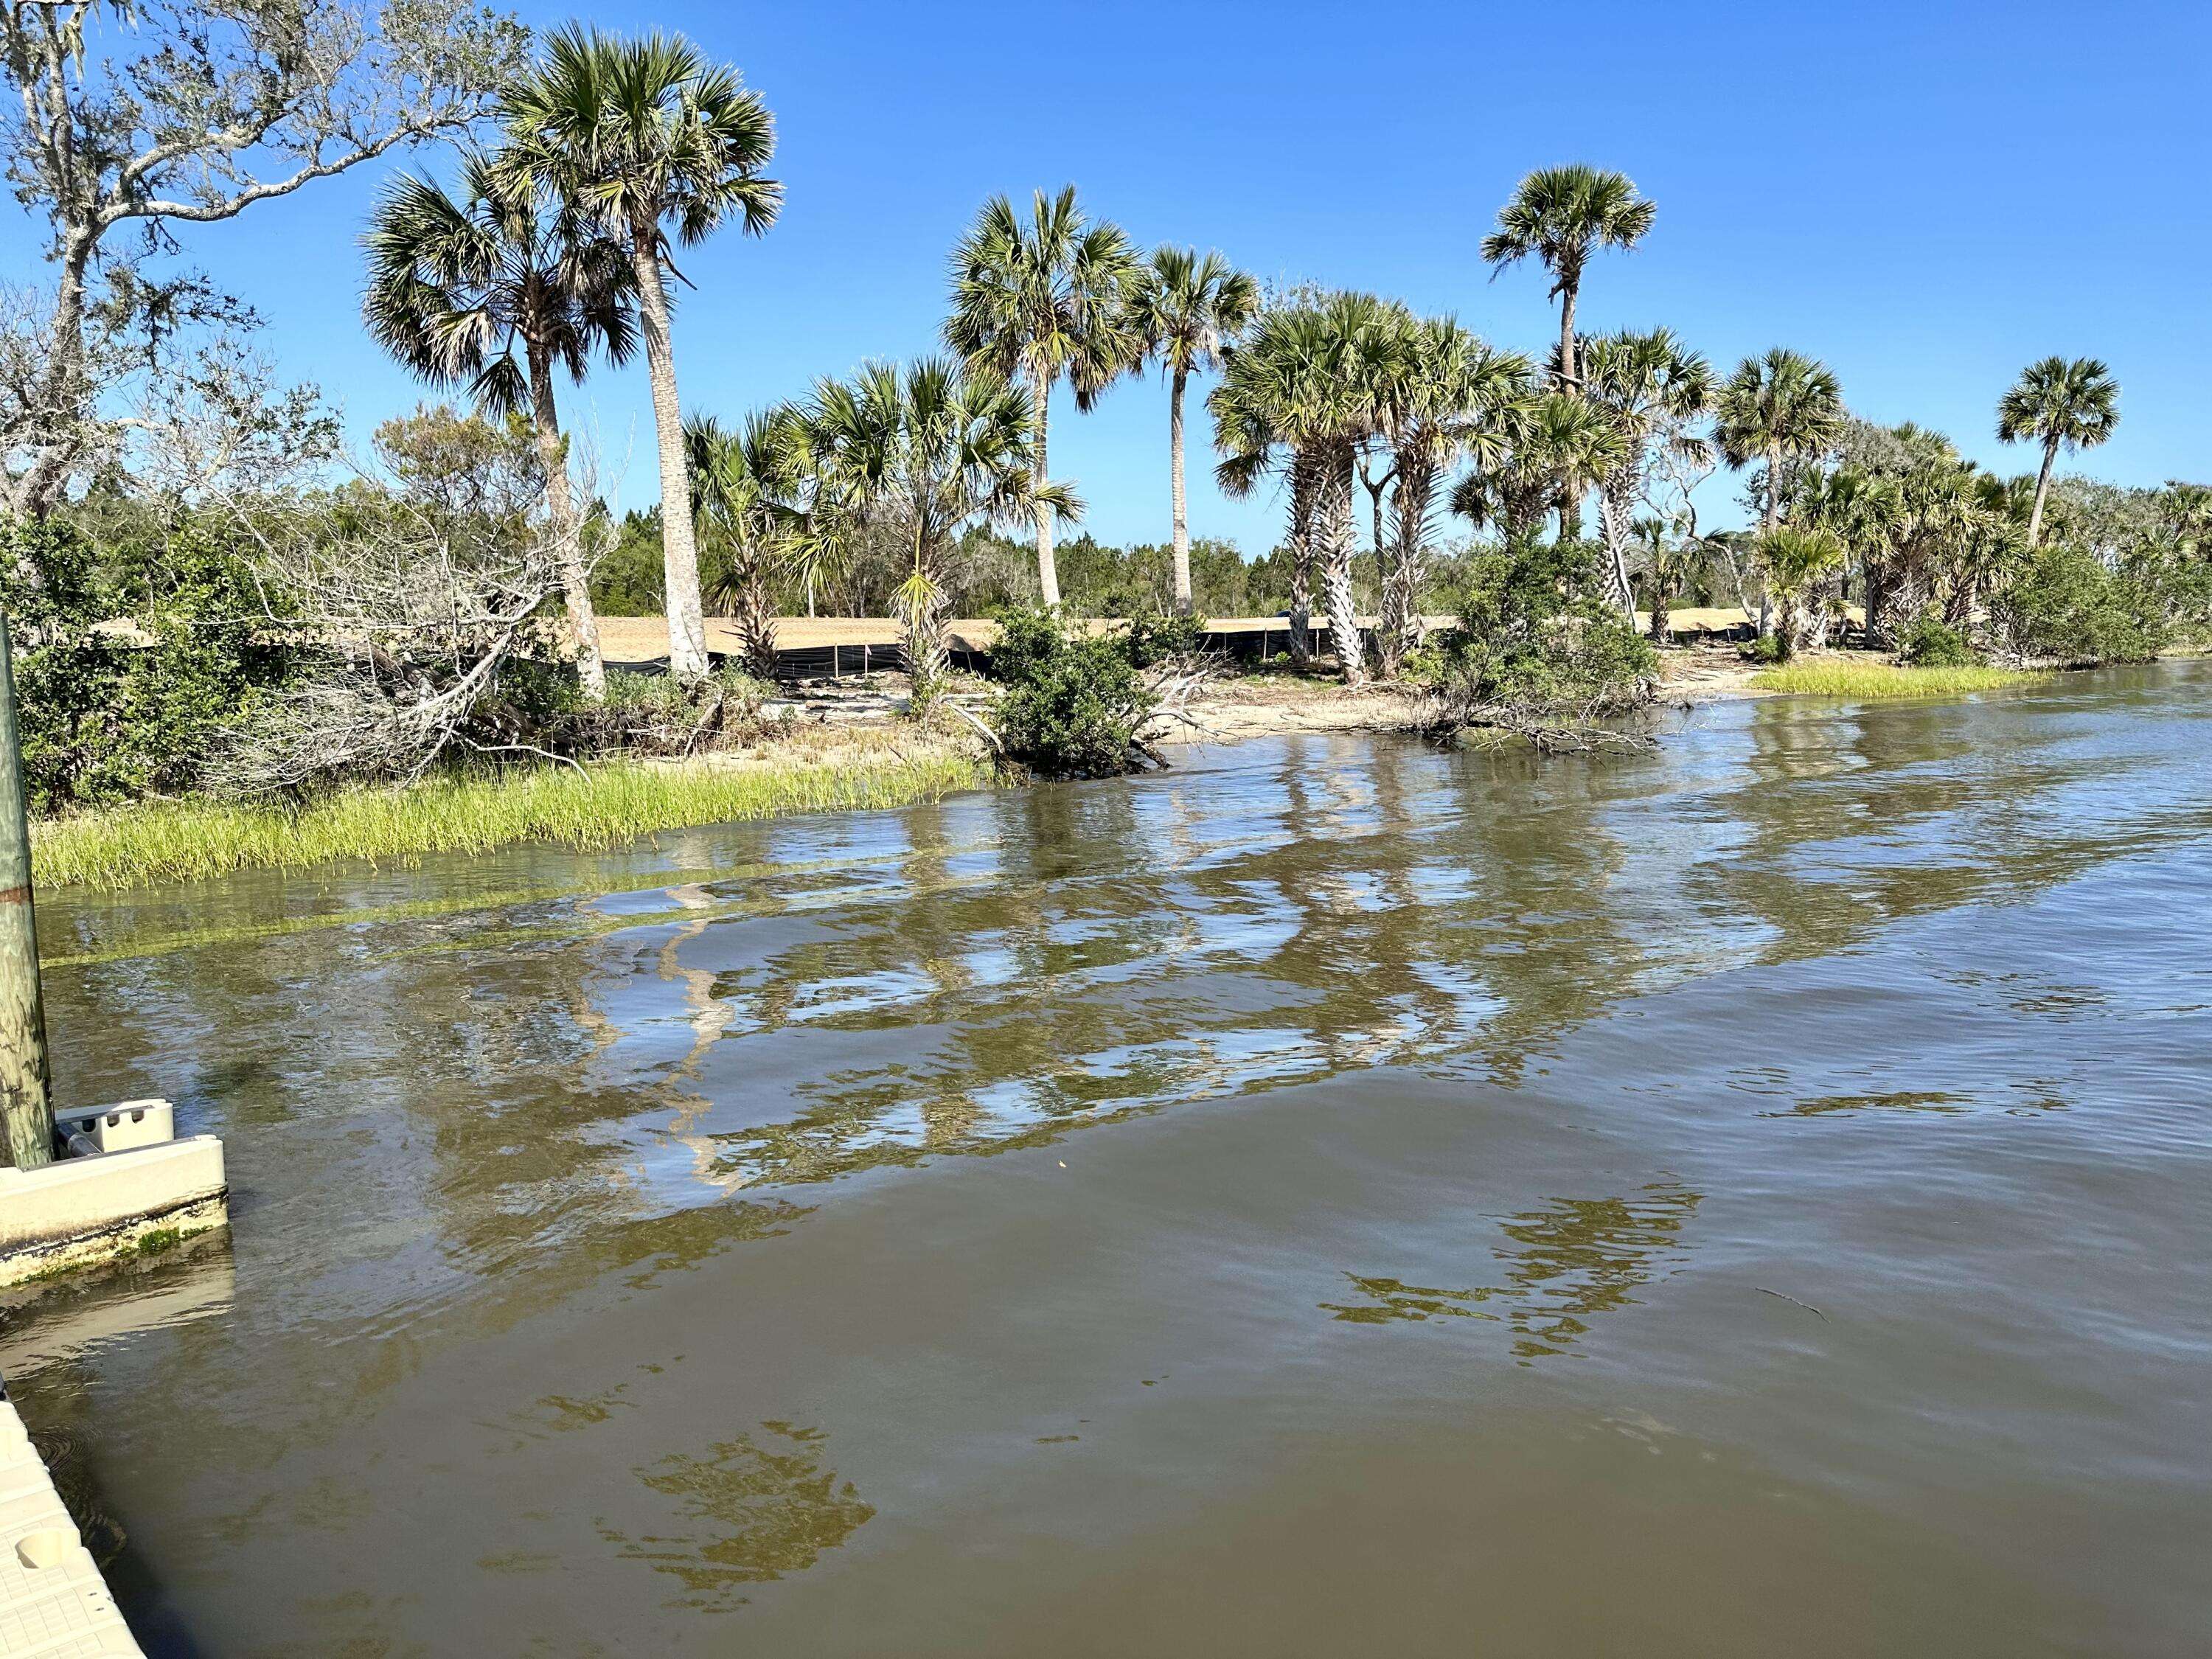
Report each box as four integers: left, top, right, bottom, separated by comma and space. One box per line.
1556, 279, 1578, 396
526, 342, 605, 701
1030, 361, 1060, 606
1597, 473, 1638, 627
1555, 279, 1582, 539
1169, 366, 1192, 616
1757, 441, 1783, 638
630, 230, 709, 686
1316, 448, 1364, 689
900, 521, 949, 707
1381, 462, 1432, 678
1286, 451, 1315, 666
2028, 439, 2058, 548
737, 562, 778, 681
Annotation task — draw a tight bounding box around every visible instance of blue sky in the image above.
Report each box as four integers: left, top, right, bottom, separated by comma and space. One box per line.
12, 0, 2209, 550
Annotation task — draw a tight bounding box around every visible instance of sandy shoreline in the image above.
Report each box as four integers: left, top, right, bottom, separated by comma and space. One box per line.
1142, 647, 1770, 747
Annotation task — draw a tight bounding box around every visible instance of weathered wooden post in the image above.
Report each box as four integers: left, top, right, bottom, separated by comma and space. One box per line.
0, 611, 53, 1171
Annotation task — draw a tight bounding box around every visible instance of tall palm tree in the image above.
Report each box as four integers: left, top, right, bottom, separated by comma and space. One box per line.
1124, 246, 1259, 615
1579, 327, 1712, 625
1714, 348, 1845, 533
685, 409, 804, 680
1481, 164, 1656, 537
1997, 356, 2119, 547
503, 25, 782, 687
1714, 347, 1843, 634
945, 187, 1139, 608
1375, 317, 1531, 673
362, 153, 635, 700
797, 358, 1074, 706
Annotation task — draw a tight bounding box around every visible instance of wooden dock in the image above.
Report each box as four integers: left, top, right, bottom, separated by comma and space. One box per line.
593, 608, 1766, 677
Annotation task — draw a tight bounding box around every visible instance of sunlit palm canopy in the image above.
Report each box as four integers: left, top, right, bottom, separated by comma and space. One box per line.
1480, 164, 1657, 301
1997, 356, 2119, 454
501, 24, 781, 260
361, 151, 636, 414
944, 186, 1141, 409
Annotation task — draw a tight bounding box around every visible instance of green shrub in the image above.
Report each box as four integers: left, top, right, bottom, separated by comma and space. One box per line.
1, 512, 293, 813
527, 662, 768, 757
1898, 610, 1979, 667
1994, 542, 2164, 665
1743, 632, 1787, 665
1122, 606, 1209, 668
1425, 540, 1656, 745
985, 605, 1160, 779
586, 507, 667, 616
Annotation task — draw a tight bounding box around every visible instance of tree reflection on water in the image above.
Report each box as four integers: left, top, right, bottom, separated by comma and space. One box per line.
1324, 1183, 1703, 1360
597, 1422, 877, 1613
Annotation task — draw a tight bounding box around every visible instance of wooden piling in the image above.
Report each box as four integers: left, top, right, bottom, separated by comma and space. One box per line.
0, 613, 53, 1171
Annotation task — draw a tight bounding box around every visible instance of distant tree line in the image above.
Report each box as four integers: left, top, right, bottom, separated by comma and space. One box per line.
4, 7, 2207, 808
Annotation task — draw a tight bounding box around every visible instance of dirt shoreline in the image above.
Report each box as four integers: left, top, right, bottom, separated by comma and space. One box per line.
1144, 648, 1769, 747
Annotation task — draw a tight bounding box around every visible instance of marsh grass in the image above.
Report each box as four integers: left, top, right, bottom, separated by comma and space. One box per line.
1750, 660, 2044, 698
33, 740, 989, 892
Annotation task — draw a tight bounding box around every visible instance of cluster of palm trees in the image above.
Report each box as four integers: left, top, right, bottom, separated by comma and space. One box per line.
363, 27, 2132, 697
1726, 354, 2122, 658
942, 187, 1265, 621
365, 24, 779, 695
681, 358, 1064, 703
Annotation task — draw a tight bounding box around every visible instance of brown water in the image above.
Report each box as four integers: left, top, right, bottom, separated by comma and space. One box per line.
5, 664, 2211, 1657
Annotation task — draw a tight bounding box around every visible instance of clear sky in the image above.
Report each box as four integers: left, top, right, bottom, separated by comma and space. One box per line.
12, 0, 2209, 549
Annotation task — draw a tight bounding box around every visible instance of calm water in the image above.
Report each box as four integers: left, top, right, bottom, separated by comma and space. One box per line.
5, 664, 2211, 1656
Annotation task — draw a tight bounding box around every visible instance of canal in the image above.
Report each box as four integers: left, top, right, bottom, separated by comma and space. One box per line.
5, 664, 2209, 1655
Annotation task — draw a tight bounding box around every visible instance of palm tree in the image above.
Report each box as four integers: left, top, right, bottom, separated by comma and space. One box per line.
503, 26, 782, 687
685, 409, 804, 680
1714, 348, 1843, 634
362, 152, 635, 700
2166, 481, 2212, 558
945, 187, 1139, 608
1124, 246, 1258, 615
1211, 307, 1324, 664
1374, 318, 1531, 673
1453, 393, 1628, 552
1756, 526, 1846, 659
1632, 512, 1691, 644
1214, 293, 1409, 687
796, 358, 1074, 706
1579, 327, 1712, 625
1997, 356, 2119, 547
1715, 349, 1845, 532
1481, 164, 1656, 537
1801, 464, 1904, 641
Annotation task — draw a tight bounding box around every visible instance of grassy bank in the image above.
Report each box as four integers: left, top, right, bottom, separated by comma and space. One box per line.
33, 737, 990, 892
1750, 660, 2044, 698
